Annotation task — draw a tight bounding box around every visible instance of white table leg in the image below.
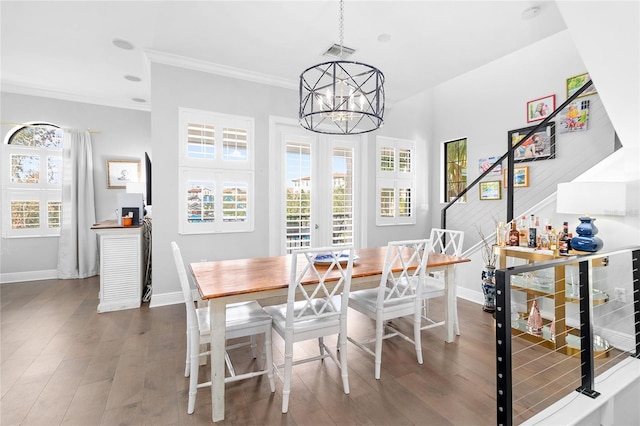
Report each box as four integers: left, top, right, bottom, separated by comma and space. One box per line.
445, 265, 455, 343
210, 298, 226, 422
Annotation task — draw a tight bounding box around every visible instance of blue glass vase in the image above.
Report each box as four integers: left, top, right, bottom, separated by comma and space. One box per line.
570, 216, 603, 252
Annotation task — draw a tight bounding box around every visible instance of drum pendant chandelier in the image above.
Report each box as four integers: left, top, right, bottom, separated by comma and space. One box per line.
299, 0, 385, 135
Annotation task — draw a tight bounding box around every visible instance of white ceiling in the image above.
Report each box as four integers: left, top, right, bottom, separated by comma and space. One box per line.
1, 1, 568, 111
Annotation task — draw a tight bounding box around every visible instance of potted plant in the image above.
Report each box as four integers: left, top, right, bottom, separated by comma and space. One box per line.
477, 227, 498, 313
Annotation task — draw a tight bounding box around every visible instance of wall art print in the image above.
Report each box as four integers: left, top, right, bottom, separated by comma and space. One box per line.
509, 122, 556, 163
558, 100, 590, 133
526, 94, 555, 123
478, 156, 502, 176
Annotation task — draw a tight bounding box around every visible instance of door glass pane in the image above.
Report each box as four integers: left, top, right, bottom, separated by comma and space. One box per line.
332, 147, 353, 246
187, 180, 215, 223
286, 142, 311, 252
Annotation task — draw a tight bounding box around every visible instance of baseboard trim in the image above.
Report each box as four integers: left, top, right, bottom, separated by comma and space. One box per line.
0, 269, 58, 284
149, 290, 184, 308
457, 286, 485, 306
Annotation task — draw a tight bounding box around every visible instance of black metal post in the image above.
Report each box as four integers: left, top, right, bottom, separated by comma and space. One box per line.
495, 268, 513, 426
632, 249, 640, 359
575, 259, 600, 398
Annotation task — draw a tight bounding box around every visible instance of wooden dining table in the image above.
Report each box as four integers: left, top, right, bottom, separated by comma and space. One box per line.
189, 246, 471, 422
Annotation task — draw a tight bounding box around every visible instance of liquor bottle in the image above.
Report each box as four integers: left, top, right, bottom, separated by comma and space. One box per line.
509, 220, 519, 246
540, 224, 551, 250
549, 226, 558, 254
558, 222, 570, 255
518, 215, 528, 246
528, 214, 537, 248
497, 221, 507, 247
535, 216, 541, 248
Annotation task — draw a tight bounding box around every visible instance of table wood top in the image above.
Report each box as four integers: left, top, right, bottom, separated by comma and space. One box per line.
189, 246, 470, 300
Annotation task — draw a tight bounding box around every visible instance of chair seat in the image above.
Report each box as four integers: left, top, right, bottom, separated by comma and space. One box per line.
265, 298, 342, 338
422, 276, 445, 298
349, 288, 417, 318
398, 275, 445, 299
195, 301, 272, 338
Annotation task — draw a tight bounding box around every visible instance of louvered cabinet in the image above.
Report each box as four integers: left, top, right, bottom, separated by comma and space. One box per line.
92, 220, 143, 312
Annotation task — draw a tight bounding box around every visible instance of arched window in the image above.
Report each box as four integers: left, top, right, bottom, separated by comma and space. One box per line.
2, 123, 63, 237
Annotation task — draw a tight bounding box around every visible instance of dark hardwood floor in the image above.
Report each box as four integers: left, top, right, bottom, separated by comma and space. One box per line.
2, 277, 622, 425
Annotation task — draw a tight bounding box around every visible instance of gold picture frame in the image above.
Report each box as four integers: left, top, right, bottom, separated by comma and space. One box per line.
503, 166, 529, 188
479, 181, 502, 200
107, 160, 141, 189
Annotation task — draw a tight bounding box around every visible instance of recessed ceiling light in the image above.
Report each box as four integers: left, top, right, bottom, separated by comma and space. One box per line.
378, 34, 391, 43
522, 6, 541, 20
112, 38, 134, 50
124, 75, 142, 82
132, 98, 147, 103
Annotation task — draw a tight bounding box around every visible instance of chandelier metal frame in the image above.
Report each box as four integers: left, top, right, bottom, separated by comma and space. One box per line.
298, 0, 385, 135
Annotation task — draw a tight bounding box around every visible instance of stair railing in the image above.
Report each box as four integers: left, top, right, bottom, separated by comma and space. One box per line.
440, 79, 594, 229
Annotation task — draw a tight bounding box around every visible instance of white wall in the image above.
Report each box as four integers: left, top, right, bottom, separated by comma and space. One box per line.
365, 90, 433, 247
0, 93, 150, 281
149, 64, 299, 305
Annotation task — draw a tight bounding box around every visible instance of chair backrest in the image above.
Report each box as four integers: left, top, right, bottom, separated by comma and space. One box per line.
286, 246, 354, 328
429, 228, 464, 256
377, 239, 431, 308
171, 241, 199, 328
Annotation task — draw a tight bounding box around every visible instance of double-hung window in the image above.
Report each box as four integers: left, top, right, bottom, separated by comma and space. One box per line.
2, 123, 63, 238
178, 108, 254, 234
375, 136, 416, 226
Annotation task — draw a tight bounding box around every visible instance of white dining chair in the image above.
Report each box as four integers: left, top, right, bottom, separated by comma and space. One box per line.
421, 228, 465, 335
170, 241, 275, 415
263, 246, 354, 413
347, 239, 431, 380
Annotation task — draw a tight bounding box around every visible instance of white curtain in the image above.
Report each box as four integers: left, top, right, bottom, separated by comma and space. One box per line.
57, 129, 98, 279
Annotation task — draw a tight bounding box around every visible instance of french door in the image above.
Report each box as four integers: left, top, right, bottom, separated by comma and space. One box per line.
272, 121, 362, 254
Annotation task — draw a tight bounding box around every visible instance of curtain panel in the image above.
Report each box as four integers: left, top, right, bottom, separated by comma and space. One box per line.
57, 129, 98, 278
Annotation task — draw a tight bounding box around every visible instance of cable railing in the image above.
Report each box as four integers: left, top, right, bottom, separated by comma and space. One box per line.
494, 246, 640, 425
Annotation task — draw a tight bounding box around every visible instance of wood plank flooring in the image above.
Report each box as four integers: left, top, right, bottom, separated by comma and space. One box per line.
1, 277, 623, 425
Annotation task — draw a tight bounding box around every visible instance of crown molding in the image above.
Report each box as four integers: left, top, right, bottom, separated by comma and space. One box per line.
144, 49, 298, 91
1, 81, 151, 112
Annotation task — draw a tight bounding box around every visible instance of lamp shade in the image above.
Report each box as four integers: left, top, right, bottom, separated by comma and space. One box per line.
556, 182, 626, 216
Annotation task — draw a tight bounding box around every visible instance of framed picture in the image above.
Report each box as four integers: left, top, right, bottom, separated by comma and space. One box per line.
478, 156, 502, 176
527, 94, 555, 123
479, 181, 502, 200
566, 72, 597, 99
503, 166, 529, 188
509, 122, 556, 163
107, 160, 141, 189
558, 99, 590, 133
